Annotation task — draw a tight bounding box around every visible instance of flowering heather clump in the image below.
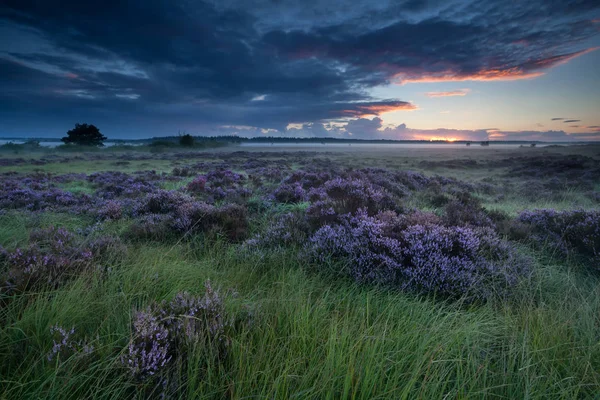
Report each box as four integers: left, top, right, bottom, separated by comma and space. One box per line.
283, 170, 332, 189
306, 178, 397, 226
247, 166, 287, 184
0, 187, 90, 211
398, 224, 524, 300
349, 168, 411, 198
133, 190, 192, 216
205, 169, 244, 188
206, 185, 252, 203
518, 209, 600, 264
305, 210, 527, 301
307, 187, 328, 202
186, 175, 207, 193
394, 170, 431, 190
173, 202, 249, 241
172, 167, 194, 177
97, 200, 123, 220
185, 169, 251, 203
269, 182, 307, 204
88, 236, 129, 265
126, 214, 175, 241
245, 212, 310, 248
123, 282, 231, 385
305, 200, 339, 227
438, 191, 493, 229
124, 309, 171, 381
47, 325, 94, 362
171, 201, 215, 233
87, 171, 158, 199
303, 177, 397, 228
305, 210, 405, 285
323, 177, 397, 215
378, 209, 442, 238
1, 227, 94, 295
53, 173, 88, 184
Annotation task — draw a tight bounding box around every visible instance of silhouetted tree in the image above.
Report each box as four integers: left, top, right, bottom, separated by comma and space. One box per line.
62, 123, 107, 146
179, 133, 195, 147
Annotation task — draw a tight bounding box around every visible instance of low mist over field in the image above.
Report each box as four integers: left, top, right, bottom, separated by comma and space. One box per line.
1, 1, 600, 399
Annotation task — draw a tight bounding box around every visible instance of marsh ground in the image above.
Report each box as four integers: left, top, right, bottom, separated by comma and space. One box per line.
1, 144, 599, 399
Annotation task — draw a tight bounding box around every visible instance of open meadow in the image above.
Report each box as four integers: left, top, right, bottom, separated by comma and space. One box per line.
1, 143, 600, 399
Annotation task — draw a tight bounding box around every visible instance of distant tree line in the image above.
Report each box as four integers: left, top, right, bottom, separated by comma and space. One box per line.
148, 135, 537, 145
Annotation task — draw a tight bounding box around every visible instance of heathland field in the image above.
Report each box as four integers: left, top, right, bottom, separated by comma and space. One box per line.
1, 144, 599, 399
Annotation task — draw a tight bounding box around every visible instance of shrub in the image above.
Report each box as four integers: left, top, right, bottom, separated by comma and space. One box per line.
172, 167, 194, 177
377, 209, 442, 239
518, 209, 600, 264
398, 224, 523, 300
305, 200, 339, 228
123, 282, 232, 394
0, 187, 91, 211
304, 177, 397, 228
97, 200, 123, 220
125, 214, 174, 242
0, 227, 120, 295
283, 170, 331, 189
205, 170, 244, 188
305, 210, 404, 285
443, 193, 493, 228
174, 202, 248, 241
269, 182, 307, 203
133, 191, 191, 216
186, 176, 207, 193
47, 325, 94, 362
323, 177, 396, 215
349, 168, 411, 198
244, 212, 310, 249
305, 210, 527, 301
88, 171, 157, 199
88, 236, 129, 265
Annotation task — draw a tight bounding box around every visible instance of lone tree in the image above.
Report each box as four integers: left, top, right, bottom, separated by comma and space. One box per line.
179, 133, 195, 147
62, 123, 107, 146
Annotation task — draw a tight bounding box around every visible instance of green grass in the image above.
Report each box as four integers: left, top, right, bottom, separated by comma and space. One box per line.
2, 236, 600, 399
1, 146, 600, 399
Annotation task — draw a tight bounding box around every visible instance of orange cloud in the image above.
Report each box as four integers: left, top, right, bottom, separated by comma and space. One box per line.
395, 47, 598, 84
341, 101, 417, 117
426, 89, 470, 97
396, 68, 544, 84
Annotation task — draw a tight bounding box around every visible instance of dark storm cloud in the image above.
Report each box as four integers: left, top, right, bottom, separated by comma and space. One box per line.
1, 0, 599, 137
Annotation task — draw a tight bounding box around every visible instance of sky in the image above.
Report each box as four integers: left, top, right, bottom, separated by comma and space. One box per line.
1, 0, 599, 141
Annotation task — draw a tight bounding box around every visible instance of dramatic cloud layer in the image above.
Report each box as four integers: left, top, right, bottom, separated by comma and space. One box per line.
1, 0, 599, 138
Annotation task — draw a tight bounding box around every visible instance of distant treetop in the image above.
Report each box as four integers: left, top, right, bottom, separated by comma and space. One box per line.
61, 123, 107, 147
179, 133, 195, 147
